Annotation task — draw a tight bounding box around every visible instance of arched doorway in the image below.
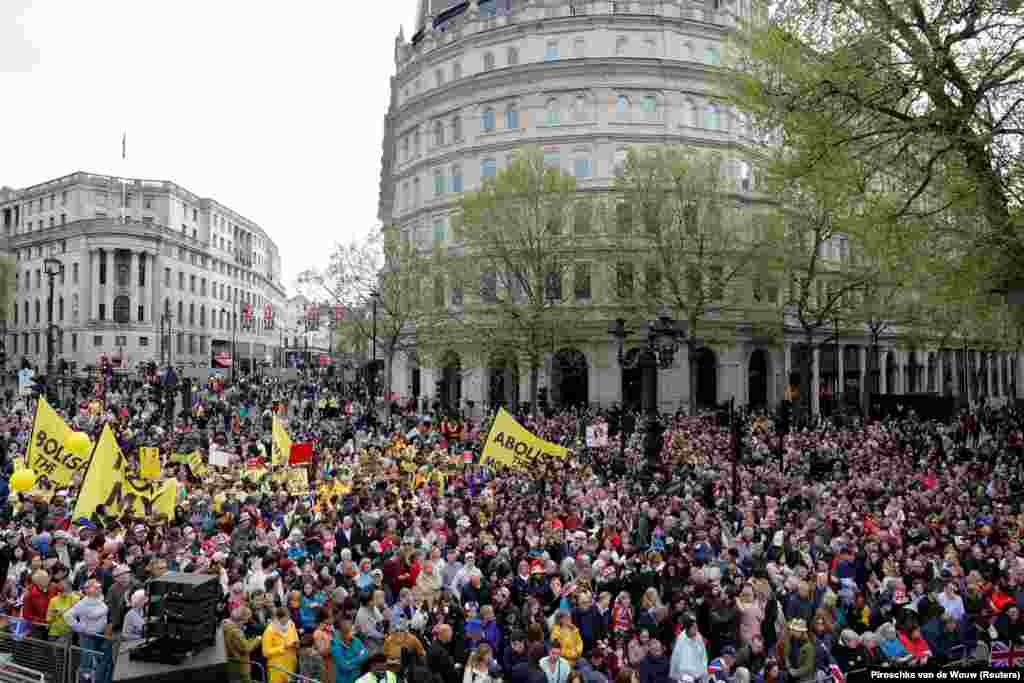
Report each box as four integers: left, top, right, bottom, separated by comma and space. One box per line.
696, 348, 717, 408
885, 352, 897, 393
927, 352, 937, 393
621, 348, 644, 412
407, 353, 421, 400
552, 348, 589, 409
487, 353, 518, 410
438, 351, 461, 412
747, 349, 768, 409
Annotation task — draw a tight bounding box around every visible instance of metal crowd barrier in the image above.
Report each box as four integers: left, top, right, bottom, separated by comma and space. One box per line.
267, 664, 322, 683
844, 645, 973, 678
0, 618, 115, 683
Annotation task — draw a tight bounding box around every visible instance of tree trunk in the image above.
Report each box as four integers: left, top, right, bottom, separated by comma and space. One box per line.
529, 362, 540, 416
802, 330, 814, 419
687, 340, 698, 416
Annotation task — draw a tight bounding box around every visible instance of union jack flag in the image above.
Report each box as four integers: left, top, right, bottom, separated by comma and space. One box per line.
990, 641, 1024, 667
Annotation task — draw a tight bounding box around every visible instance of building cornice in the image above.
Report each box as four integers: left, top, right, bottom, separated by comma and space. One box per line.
393, 57, 725, 124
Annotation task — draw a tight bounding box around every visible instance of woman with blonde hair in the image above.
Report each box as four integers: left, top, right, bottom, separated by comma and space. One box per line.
464, 642, 496, 683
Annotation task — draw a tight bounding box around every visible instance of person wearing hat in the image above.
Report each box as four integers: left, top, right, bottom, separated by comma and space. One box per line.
780, 619, 814, 683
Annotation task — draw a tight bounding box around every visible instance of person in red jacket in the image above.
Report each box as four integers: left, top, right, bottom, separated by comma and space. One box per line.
22, 569, 57, 638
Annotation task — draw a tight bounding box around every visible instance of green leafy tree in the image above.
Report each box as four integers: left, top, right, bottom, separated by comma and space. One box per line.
616, 145, 765, 413
443, 146, 582, 412
298, 228, 433, 396
729, 0, 1024, 290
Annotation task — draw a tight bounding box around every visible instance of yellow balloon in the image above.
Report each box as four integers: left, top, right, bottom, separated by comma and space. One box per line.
10, 469, 36, 493
64, 431, 92, 457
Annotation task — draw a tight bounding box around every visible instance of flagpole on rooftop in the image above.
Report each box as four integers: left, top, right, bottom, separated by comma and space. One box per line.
120, 131, 127, 225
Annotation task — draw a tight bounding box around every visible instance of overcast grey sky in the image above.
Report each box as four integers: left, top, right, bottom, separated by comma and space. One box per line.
0, 0, 416, 291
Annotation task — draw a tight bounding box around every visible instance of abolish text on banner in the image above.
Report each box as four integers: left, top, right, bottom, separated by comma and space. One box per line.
482, 408, 568, 469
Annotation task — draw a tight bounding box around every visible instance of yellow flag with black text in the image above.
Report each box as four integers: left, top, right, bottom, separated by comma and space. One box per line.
73, 425, 177, 520
139, 447, 161, 480
27, 397, 86, 486
272, 416, 292, 467
481, 408, 568, 470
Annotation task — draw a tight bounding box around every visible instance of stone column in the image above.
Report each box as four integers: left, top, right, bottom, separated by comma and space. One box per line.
879, 350, 888, 394
858, 346, 867, 409
129, 251, 139, 324
90, 249, 100, 322
811, 346, 820, 416
104, 250, 114, 323
836, 344, 845, 403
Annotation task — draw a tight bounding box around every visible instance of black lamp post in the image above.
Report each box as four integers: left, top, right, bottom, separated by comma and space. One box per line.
608, 306, 685, 469
369, 290, 380, 410
43, 258, 64, 402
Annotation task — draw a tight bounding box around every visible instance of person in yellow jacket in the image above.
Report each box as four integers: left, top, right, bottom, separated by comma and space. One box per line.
46, 586, 81, 640
262, 607, 300, 683
549, 610, 584, 666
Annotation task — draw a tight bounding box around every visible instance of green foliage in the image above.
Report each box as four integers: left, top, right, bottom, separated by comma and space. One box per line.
438, 146, 585, 409
615, 146, 763, 326
297, 227, 435, 386
729, 0, 1024, 290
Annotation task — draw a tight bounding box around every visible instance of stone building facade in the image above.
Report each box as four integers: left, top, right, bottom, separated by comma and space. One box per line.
0, 171, 287, 373
377, 0, 1019, 414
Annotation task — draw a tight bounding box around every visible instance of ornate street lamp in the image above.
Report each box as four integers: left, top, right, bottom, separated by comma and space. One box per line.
43, 258, 64, 402
608, 306, 686, 468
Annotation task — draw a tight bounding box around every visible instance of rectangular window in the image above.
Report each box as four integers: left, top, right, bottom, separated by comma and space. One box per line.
433, 276, 446, 308
190, 275, 196, 293
34, 333, 40, 354
93, 335, 103, 347
138, 305, 145, 322
71, 333, 78, 352
434, 171, 446, 196
481, 158, 497, 178
73, 263, 79, 284
574, 158, 592, 178
480, 271, 497, 303
545, 271, 563, 301
60, 214, 66, 225
432, 219, 447, 246
545, 40, 559, 61
574, 263, 591, 300
115, 335, 127, 347
616, 202, 633, 234
139, 336, 149, 347
645, 263, 661, 297
99, 258, 106, 285
178, 272, 184, 290
616, 262, 634, 298
451, 167, 463, 193
164, 267, 171, 286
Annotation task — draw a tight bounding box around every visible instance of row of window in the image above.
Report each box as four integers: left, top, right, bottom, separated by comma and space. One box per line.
6, 331, 220, 357
426, 261, 740, 309
16, 263, 79, 291
404, 33, 722, 102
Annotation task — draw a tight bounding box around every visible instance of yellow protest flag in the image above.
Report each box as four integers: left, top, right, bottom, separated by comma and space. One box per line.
272, 416, 292, 467
72, 424, 123, 519
27, 397, 87, 486
139, 447, 161, 480
73, 425, 179, 519
481, 408, 568, 470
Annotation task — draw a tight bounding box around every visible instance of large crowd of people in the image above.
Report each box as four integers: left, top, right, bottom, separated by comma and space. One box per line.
1, 369, 1023, 683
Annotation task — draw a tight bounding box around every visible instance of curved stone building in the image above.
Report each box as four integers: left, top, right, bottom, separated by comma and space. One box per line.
378, 0, 1020, 414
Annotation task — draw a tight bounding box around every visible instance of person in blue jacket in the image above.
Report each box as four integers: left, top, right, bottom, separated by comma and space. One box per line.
332, 620, 369, 683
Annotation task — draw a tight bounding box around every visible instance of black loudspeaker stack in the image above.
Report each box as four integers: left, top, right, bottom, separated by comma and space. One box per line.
141, 572, 221, 653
